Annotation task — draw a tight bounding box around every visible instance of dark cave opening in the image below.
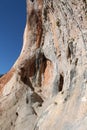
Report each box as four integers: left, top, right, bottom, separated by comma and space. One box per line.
59, 74, 64, 92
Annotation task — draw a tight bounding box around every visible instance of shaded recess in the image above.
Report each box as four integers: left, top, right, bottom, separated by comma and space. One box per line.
19, 52, 53, 92
58, 74, 64, 92
31, 92, 43, 104
67, 45, 71, 59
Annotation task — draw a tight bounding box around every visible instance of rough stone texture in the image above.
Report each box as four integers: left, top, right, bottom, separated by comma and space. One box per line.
0, 0, 87, 130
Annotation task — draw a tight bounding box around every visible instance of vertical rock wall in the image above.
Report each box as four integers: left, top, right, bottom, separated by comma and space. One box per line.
0, 0, 87, 130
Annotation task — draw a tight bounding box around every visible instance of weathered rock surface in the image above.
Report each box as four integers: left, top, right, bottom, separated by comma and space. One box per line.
0, 0, 87, 130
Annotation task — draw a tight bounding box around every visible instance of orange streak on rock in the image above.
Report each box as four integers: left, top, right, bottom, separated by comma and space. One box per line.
0, 68, 15, 93
43, 60, 53, 86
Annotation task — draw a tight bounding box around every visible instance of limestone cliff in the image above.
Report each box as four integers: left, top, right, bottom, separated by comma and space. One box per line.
0, 0, 87, 130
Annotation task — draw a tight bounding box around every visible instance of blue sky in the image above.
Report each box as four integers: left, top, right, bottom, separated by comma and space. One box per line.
0, 0, 26, 74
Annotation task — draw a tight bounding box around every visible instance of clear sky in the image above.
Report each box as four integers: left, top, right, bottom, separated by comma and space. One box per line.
0, 0, 26, 74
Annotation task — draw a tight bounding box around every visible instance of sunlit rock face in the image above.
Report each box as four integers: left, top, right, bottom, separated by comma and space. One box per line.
0, 0, 87, 130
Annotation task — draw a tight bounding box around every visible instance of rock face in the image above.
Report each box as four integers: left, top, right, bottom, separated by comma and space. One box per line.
0, 0, 87, 130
